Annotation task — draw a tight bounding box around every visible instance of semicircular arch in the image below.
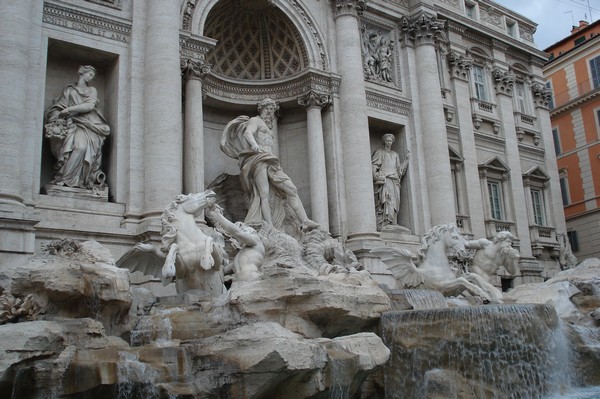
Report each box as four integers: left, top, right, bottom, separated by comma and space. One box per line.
188, 0, 329, 71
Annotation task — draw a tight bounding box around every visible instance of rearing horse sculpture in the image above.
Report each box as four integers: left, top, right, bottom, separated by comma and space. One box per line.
372, 224, 501, 301
117, 190, 227, 296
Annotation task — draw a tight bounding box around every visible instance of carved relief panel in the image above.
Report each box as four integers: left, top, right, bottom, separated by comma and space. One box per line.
360, 24, 397, 86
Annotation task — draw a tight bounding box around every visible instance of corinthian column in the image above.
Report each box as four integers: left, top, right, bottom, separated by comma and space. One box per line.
332, 0, 378, 240
0, 1, 37, 206
181, 59, 211, 195
298, 91, 331, 230
143, 0, 183, 218
401, 13, 455, 226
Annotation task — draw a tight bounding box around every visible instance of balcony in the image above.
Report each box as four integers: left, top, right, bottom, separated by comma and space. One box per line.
484, 219, 514, 238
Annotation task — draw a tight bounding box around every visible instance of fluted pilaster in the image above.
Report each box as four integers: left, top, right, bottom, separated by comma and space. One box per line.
298, 91, 331, 230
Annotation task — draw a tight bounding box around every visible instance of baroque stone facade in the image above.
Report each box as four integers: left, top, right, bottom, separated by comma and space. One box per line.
0, 0, 566, 286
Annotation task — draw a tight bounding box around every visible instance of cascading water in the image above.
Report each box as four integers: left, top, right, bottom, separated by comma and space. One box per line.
382, 304, 575, 399
116, 351, 160, 399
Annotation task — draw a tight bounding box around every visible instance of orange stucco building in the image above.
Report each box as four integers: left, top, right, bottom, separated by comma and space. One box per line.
544, 20, 600, 260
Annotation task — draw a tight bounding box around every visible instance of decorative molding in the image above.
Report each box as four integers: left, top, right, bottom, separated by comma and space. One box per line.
179, 34, 217, 62
438, 0, 460, 9
289, 0, 328, 70
365, 90, 411, 116
382, 0, 408, 7
202, 68, 340, 104
400, 13, 447, 47
550, 88, 600, 116
85, 0, 122, 10
182, 0, 197, 31
448, 51, 473, 80
531, 82, 552, 109
180, 59, 211, 81
298, 91, 331, 110
332, 0, 368, 18
492, 68, 515, 96
519, 25, 535, 42
479, 6, 501, 28
42, 2, 131, 43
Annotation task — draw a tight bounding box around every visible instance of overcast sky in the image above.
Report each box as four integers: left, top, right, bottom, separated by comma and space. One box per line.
493, 0, 599, 50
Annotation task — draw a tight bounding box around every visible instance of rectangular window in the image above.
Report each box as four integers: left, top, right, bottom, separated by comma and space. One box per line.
515, 82, 529, 114
487, 180, 504, 220
559, 176, 569, 206
530, 189, 546, 225
574, 36, 586, 46
507, 21, 516, 37
591, 55, 600, 89
466, 3, 476, 19
546, 81, 555, 109
552, 128, 561, 155
567, 230, 579, 252
472, 65, 487, 101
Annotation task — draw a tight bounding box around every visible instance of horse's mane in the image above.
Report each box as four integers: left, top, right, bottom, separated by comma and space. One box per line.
417, 223, 459, 260
160, 194, 188, 253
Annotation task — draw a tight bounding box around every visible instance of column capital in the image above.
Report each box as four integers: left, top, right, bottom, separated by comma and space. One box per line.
180, 58, 211, 81
298, 91, 331, 111
332, 0, 367, 18
492, 68, 515, 96
400, 12, 447, 47
531, 82, 552, 109
448, 51, 473, 81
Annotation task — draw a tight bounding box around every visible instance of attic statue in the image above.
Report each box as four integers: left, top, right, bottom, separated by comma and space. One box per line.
220, 98, 319, 232
44, 65, 110, 192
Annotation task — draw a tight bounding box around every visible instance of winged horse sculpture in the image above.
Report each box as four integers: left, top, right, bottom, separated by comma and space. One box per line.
372, 224, 502, 301
117, 190, 228, 296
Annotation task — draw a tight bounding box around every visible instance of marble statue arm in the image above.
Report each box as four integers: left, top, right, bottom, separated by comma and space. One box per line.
206, 206, 260, 247
242, 119, 261, 152
464, 238, 491, 250
59, 87, 98, 116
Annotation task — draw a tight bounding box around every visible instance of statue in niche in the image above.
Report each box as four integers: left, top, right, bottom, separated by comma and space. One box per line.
465, 231, 520, 283
117, 190, 228, 296
361, 27, 394, 83
372, 134, 409, 231
44, 65, 110, 193
220, 98, 319, 232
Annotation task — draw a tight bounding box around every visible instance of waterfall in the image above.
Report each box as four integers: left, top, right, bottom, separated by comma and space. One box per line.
382, 304, 575, 399
116, 351, 160, 399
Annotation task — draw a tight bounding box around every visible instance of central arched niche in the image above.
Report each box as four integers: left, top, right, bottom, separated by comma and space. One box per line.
204, 0, 309, 81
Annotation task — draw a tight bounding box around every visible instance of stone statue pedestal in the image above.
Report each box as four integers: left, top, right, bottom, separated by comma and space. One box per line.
42, 184, 108, 202
380, 224, 411, 235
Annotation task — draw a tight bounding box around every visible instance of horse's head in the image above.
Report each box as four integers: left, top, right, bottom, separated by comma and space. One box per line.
178, 190, 217, 216
419, 224, 467, 259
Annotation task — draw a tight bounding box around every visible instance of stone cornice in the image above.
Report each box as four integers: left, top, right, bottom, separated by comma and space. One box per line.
42, 1, 131, 43
550, 87, 600, 116
202, 68, 340, 105
400, 12, 447, 47
365, 90, 411, 116
332, 0, 368, 18
298, 91, 331, 110
179, 33, 218, 62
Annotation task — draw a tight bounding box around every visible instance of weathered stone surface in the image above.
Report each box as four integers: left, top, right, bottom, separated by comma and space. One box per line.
0, 318, 127, 398
1, 240, 131, 335
504, 258, 600, 323
228, 263, 391, 338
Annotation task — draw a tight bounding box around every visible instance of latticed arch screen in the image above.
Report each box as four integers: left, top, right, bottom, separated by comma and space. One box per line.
204, 0, 309, 80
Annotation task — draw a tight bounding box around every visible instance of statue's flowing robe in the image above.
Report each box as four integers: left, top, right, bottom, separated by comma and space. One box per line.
45, 84, 110, 188
220, 116, 289, 228
372, 148, 402, 228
